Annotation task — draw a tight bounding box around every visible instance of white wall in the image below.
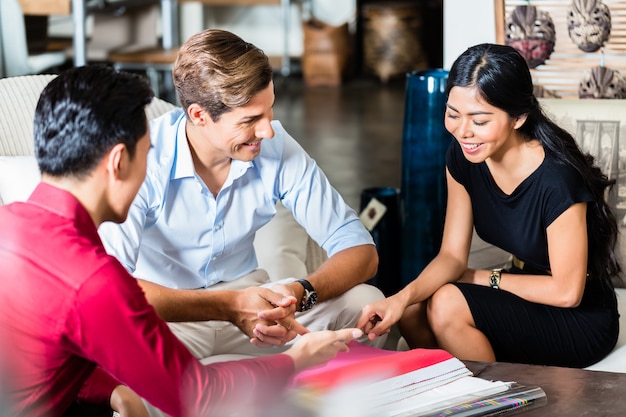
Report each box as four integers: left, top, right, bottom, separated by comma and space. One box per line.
443, 0, 496, 69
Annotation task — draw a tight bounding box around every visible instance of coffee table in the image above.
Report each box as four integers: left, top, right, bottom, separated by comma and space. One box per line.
464, 361, 626, 416
269, 359, 626, 416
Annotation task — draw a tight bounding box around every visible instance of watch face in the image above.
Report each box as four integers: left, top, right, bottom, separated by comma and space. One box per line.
302, 290, 318, 311
489, 271, 500, 288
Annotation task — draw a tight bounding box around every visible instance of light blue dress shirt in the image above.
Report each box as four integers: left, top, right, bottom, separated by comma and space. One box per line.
99, 109, 373, 289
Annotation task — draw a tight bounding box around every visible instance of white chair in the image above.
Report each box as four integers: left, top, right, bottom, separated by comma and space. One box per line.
0, 0, 67, 77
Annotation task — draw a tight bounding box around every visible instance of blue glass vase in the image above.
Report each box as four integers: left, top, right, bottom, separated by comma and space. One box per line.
401, 69, 451, 285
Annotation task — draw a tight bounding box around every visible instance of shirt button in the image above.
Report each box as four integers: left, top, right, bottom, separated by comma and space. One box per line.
215, 225, 221, 231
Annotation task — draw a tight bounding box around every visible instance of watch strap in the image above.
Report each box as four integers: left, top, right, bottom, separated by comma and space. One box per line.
297, 278, 315, 293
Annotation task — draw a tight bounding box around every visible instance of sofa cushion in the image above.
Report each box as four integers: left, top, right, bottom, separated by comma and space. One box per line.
254, 200, 310, 281
0, 156, 40, 204
584, 287, 626, 373
0, 75, 57, 157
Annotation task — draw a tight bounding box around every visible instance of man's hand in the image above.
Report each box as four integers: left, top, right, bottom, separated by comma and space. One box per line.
234, 286, 308, 348
110, 385, 149, 417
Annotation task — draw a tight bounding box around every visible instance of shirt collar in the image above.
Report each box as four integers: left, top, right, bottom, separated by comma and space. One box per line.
28, 182, 99, 240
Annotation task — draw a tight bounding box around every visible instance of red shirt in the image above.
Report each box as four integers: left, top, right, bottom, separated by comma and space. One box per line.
0, 183, 294, 417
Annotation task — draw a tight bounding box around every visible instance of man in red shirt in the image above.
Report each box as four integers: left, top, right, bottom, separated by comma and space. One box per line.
0, 65, 362, 417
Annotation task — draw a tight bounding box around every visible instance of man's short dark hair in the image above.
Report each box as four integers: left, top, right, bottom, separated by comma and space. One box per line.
34, 65, 154, 178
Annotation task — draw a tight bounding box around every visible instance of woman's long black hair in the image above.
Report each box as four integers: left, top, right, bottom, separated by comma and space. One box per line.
447, 43, 621, 289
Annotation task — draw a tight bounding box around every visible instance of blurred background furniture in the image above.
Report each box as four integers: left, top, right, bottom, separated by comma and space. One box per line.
11, 1, 179, 99
93, 3, 179, 101
7, 1, 309, 98
108, 0, 311, 101
179, 0, 312, 76
23, 0, 177, 67
0, 0, 68, 77
109, 47, 180, 102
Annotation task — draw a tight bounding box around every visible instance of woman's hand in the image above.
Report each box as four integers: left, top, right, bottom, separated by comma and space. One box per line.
356, 293, 410, 341
110, 385, 150, 417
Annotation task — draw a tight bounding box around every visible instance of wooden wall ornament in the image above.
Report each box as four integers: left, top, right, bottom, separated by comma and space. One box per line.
567, 0, 612, 53
578, 65, 626, 99
495, 0, 626, 98
505, 4, 556, 68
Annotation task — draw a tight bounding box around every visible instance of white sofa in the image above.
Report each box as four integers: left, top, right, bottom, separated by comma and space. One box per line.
538, 98, 626, 373
1, 74, 624, 373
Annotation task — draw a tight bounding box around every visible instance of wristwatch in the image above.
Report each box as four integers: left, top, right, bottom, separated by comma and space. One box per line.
297, 279, 318, 311
489, 269, 502, 289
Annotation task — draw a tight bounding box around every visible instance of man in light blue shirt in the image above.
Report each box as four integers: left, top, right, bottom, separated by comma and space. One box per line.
99, 29, 386, 360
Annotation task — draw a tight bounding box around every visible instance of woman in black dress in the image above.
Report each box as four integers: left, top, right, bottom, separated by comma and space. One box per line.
357, 43, 621, 368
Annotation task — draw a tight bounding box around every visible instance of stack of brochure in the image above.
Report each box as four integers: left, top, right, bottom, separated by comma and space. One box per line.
291, 343, 546, 417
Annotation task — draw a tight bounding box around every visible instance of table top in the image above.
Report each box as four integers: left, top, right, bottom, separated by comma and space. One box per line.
261, 359, 626, 417
464, 361, 626, 416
